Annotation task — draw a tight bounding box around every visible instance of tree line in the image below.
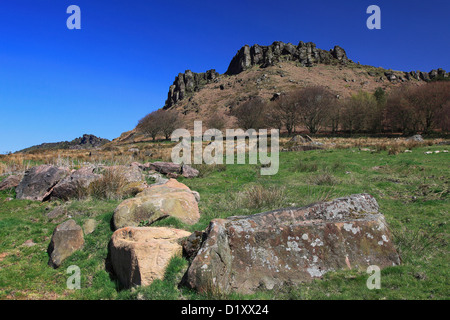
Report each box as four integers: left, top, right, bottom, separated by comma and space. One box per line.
230, 81, 449, 135
137, 81, 449, 139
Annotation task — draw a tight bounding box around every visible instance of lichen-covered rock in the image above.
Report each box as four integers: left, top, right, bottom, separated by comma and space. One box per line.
47, 219, 84, 268
113, 179, 200, 229
183, 194, 401, 294
16, 165, 70, 201
110, 227, 191, 288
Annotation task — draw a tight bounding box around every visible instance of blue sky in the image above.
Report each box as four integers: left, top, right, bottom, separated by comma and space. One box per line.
0, 0, 449, 152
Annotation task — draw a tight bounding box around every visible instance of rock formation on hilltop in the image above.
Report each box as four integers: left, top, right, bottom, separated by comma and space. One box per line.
164, 69, 220, 109
17, 134, 110, 153
225, 41, 349, 75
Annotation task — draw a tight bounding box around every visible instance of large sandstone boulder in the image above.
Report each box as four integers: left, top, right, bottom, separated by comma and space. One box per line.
47, 219, 84, 268
113, 179, 200, 230
16, 165, 69, 201
110, 227, 191, 288
49, 167, 102, 200
183, 194, 401, 294
0, 174, 23, 191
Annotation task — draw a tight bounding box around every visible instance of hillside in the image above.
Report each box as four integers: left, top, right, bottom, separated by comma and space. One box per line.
17, 134, 110, 153
113, 41, 448, 144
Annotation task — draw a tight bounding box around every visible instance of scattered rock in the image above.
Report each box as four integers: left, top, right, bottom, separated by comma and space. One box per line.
49, 167, 102, 201
181, 165, 199, 178
16, 165, 70, 201
106, 165, 145, 183
47, 219, 84, 268
148, 162, 182, 175
406, 134, 424, 142
110, 226, 191, 288
22, 239, 36, 247
290, 135, 307, 144
113, 179, 200, 230
47, 206, 68, 222
0, 174, 23, 191
183, 194, 401, 294
83, 219, 98, 235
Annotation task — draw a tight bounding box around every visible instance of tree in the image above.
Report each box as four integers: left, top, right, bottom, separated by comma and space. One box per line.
137, 109, 180, 140
206, 112, 226, 131
341, 91, 378, 133
386, 82, 450, 134
230, 96, 267, 130
270, 92, 301, 135
297, 86, 335, 134
137, 110, 162, 141
159, 110, 180, 140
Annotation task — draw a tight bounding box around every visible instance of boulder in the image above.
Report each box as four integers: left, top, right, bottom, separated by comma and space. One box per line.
46, 206, 68, 222
113, 179, 200, 229
106, 165, 144, 183
148, 162, 182, 175
83, 219, 98, 235
47, 219, 84, 268
181, 165, 199, 178
406, 134, 424, 142
183, 194, 401, 294
49, 167, 102, 200
110, 227, 191, 288
0, 174, 23, 191
289, 135, 307, 144
16, 165, 70, 201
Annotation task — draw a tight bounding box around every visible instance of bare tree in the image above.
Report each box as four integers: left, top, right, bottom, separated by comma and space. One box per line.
297, 86, 335, 134
206, 112, 226, 131
230, 96, 267, 130
159, 110, 180, 140
137, 110, 162, 141
271, 92, 301, 135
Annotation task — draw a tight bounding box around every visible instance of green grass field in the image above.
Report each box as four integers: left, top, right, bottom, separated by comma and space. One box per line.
0, 145, 448, 300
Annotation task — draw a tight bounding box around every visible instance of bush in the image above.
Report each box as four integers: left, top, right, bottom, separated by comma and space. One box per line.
310, 173, 340, 186
88, 169, 130, 200
237, 184, 287, 210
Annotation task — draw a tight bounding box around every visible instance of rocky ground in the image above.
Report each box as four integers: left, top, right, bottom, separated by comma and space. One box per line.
0, 136, 448, 299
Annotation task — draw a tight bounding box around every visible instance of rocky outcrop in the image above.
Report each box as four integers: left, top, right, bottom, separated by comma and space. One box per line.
17, 134, 109, 153
16, 165, 70, 201
110, 226, 191, 288
113, 179, 200, 230
48, 167, 102, 201
183, 194, 401, 294
164, 69, 219, 109
0, 174, 23, 191
47, 219, 85, 268
226, 41, 349, 75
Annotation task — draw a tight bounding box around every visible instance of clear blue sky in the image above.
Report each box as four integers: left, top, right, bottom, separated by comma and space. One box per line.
0, 0, 449, 152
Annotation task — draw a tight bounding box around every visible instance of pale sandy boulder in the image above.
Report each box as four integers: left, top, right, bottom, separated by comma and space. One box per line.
113, 179, 200, 229
110, 226, 191, 288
